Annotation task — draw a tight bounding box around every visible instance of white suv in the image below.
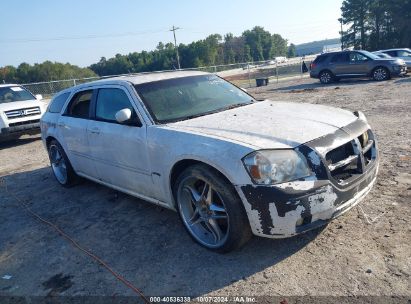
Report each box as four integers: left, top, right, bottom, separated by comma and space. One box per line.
0, 84, 46, 140
379, 48, 411, 70
40, 71, 379, 252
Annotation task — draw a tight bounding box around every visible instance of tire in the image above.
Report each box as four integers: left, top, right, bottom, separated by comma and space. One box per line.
319, 70, 334, 84
372, 66, 390, 81
47, 139, 78, 187
173, 164, 252, 253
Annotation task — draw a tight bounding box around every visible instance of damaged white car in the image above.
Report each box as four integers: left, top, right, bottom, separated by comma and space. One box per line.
40, 71, 379, 252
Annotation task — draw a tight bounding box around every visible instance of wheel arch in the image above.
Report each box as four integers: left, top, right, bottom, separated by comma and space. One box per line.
169, 158, 236, 207
372, 65, 391, 77
319, 69, 334, 76
45, 135, 58, 148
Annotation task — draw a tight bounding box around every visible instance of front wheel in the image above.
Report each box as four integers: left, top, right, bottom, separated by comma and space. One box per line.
174, 164, 252, 253
372, 67, 390, 81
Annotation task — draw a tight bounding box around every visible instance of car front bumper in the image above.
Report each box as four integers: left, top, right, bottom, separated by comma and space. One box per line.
238, 159, 378, 238
0, 120, 40, 138
391, 65, 408, 76
236, 118, 378, 238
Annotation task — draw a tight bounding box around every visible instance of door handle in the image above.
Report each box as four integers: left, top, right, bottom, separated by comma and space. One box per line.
57, 122, 66, 128
90, 128, 100, 135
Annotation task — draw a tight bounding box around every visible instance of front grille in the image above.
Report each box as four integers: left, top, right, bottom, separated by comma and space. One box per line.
326, 129, 376, 184
9, 119, 40, 127
4, 107, 41, 119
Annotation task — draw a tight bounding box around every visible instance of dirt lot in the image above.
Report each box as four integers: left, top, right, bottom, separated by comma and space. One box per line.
1, 77, 410, 302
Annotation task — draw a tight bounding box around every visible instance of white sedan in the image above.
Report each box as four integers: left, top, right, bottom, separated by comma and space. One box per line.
40, 71, 379, 252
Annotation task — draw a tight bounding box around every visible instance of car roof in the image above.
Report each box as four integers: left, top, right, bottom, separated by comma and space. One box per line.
0, 84, 21, 88
320, 50, 364, 56
379, 48, 411, 52
62, 70, 210, 94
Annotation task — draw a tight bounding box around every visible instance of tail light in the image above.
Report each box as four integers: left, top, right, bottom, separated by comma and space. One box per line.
310, 63, 316, 70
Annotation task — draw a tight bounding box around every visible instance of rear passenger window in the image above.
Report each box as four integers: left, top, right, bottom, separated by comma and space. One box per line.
330, 53, 348, 63
49, 92, 70, 113
66, 90, 93, 119
95, 88, 137, 123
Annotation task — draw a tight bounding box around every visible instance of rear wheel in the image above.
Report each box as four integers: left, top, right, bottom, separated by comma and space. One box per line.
174, 164, 252, 253
372, 67, 390, 81
47, 140, 78, 187
319, 70, 334, 84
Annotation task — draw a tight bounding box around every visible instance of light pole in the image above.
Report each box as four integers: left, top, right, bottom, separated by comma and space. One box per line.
170, 25, 181, 69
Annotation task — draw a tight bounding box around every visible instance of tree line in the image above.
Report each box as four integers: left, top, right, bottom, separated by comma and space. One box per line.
1, 26, 293, 83
90, 26, 292, 76
341, 0, 411, 50
0, 61, 97, 84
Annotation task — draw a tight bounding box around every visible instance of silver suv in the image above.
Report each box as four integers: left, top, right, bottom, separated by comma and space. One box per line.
310, 50, 407, 84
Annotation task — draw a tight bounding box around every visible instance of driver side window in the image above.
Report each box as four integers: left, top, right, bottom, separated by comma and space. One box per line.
95, 88, 139, 125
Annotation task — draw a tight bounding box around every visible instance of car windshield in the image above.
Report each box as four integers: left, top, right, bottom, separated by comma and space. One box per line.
134, 74, 254, 123
374, 52, 391, 58
0, 86, 36, 104
359, 51, 380, 60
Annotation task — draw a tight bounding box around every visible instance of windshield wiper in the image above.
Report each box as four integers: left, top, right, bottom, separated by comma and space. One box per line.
223, 100, 254, 110
163, 100, 255, 123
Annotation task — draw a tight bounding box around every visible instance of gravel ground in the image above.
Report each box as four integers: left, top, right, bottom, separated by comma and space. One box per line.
0, 77, 410, 303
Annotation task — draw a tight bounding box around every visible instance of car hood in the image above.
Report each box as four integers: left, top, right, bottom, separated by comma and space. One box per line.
0, 99, 41, 112
375, 58, 405, 64
166, 100, 358, 149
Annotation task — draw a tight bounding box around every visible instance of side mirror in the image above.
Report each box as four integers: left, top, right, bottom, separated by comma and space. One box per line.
35, 94, 43, 100
115, 108, 132, 123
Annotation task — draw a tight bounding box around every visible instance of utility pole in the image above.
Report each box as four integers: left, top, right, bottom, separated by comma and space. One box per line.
170, 25, 181, 69
338, 18, 344, 50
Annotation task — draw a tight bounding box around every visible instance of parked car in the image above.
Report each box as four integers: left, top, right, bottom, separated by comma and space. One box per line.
378, 48, 411, 71
40, 71, 379, 252
310, 50, 407, 84
0, 84, 46, 140
372, 51, 392, 59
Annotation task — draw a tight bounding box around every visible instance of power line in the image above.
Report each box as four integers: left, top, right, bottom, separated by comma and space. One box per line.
170, 26, 181, 69
0, 29, 169, 44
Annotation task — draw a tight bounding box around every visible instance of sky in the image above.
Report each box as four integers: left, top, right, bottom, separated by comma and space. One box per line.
0, 0, 343, 68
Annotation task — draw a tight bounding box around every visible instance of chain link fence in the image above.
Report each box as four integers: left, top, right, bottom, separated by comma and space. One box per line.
21, 56, 316, 99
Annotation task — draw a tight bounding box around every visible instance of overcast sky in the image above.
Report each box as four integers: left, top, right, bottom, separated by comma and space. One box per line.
0, 0, 343, 67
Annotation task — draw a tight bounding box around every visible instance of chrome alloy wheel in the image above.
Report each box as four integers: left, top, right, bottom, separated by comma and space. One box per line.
49, 144, 68, 184
177, 177, 229, 248
373, 68, 388, 81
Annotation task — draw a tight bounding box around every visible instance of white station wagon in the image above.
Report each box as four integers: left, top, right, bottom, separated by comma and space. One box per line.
40, 71, 379, 252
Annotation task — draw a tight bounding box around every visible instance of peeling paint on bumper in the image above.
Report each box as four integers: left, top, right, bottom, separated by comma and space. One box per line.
238, 159, 378, 238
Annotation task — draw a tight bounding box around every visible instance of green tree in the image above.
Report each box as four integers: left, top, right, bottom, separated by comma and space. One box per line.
340, 0, 411, 50
271, 34, 288, 57
287, 43, 297, 58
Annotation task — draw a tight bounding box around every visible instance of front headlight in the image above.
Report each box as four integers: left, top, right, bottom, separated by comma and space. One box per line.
242, 150, 312, 185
